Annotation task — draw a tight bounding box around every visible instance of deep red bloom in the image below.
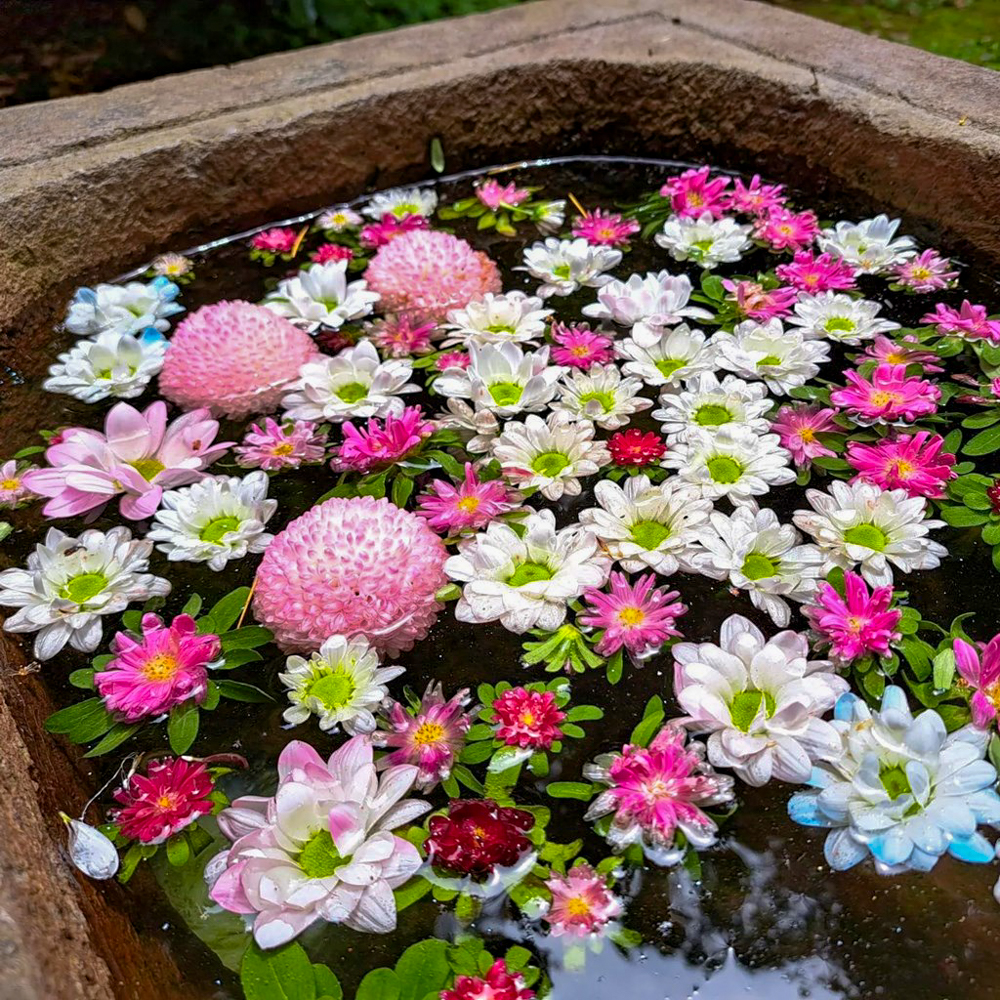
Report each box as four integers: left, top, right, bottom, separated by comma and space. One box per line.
110, 758, 214, 844
607, 429, 666, 467
988, 481, 1000, 514
442, 959, 535, 1000
311, 243, 355, 264
492, 687, 565, 749
425, 799, 534, 878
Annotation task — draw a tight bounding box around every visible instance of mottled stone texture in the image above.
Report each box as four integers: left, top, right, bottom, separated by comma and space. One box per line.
0, 1, 998, 997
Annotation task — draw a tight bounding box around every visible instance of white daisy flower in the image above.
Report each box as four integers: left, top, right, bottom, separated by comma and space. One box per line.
787, 292, 900, 345
662, 425, 795, 504
263, 260, 380, 332
43, 330, 167, 403
281, 340, 418, 422
654, 212, 752, 269
582, 270, 713, 333
712, 319, 830, 395
577, 474, 713, 575
552, 364, 653, 430
695, 506, 825, 627
147, 472, 277, 572
279, 634, 404, 735
492, 411, 610, 501
445, 508, 610, 633
616, 323, 718, 388
0, 526, 170, 660
517, 238, 622, 298
65, 279, 183, 338
433, 342, 564, 418
441, 292, 553, 349
534, 200, 567, 235
317, 207, 363, 231
652, 372, 772, 443
817, 215, 916, 274
361, 186, 438, 220
792, 480, 946, 588
437, 398, 500, 454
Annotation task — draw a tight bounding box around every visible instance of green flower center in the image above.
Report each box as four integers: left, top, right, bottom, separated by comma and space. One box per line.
130, 458, 165, 481
691, 238, 715, 254
879, 763, 912, 801
199, 515, 241, 544
578, 390, 617, 413
729, 689, 776, 732
317, 296, 340, 311
531, 451, 570, 477
391, 203, 419, 218
508, 561, 553, 587
706, 455, 743, 484
824, 316, 856, 333
488, 381, 524, 407
308, 668, 357, 710
630, 520, 671, 550
95, 365, 136, 380
742, 552, 778, 580
654, 358, 686, 380
336, 381, 368, 403
552, 263, 572, 280
756, 355, 781, 367
694, 403, 733, 427
484, 323, 517, 334
843, 523, 887, 552
61, 572, 108, 605
298, 829, 347, 879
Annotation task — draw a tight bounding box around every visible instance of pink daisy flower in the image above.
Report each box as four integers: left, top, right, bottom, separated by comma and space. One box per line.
0, 458, 38, 509
491, 687, 565, 749
727, 174, 787, 216
94, 613, 218, 722
775, 251, 857, 293
722, 279, 798, 321
830, 363, 940, 424
549, 322, 615, 369
920, 300, 1000, 342
310, 243, 354, 264
846, 431, 956, 499
368, 314, 437, 357
954, 634, 1000, 730
571, 209, 640, 247
436, 351, 470, 371
417, 462, 519, 533
660, 166, 731, 219
892, 249, 958, 293
544, 862, 622, 937
235, 418, 327, 472
607, 429, 666, 467
358, 212, 429, 249
251, 227, 298, 254
110, 758, 215, 844
476, 179, 531, 210
443, 959, 535, 1000
770, 405, 838, 467
373, 681, 474, 791
993, 378, 1000, 399
579, 572, 686, 658
803, 571, 901, 663
333, 405, 433, 473
861, 334, 943, 373
755, 208, 821, 252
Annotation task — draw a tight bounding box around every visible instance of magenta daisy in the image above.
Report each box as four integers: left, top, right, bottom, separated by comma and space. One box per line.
311, 243, 354, 264
755, 208, 820, 252
417, 462, 519, 534
0, 459, 38, 509
770, 405, 839, 467
436, 351, 470, 371
607, 429, 666, 467
803, 571, 901, 664
921, 300, 1000, 342
892, 249, 958, 293
830, 363, 940, 424
332, 405, 433, 473
660, 166, 731, 219
861, 334, 943, 373
235, 418, 328, 472
491, 687, 565, 749
543, 862, 622, 937
775, 251, 857, 293
728, 174, 787, 216
110, 758, 215, 844
571, 209, 641, 247
251, 227, 297, 254
373, 681, 474, 790
579, 572, 686, 658
954, 633, 1000, 730
722, 279, 797, 321
368, 314, 437, 357
358, 212, 430, 249
549, 322, 615, 369
846, 431, 957, 499
94, 613, 218, 722
476, 179, 530, 210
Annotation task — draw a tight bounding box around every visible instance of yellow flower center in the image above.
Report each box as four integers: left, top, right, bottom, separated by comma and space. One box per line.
910, 266, 932, 280
157, 794, 176, 809
413, 721, 445, 746
617, 606, 646, 627
456, 496, 481, 513
688, 193, 704, 206
885, 351, 906, 363
798, 427, 815, 442
1, 478, 20, 490
142, 653, 181, 682
870, 390, 903, 407
271, 442, 295, 456
888, 458, 915, 479
520, 710, 536, 726
565, 896, 592, 917
570, 345, 591, 356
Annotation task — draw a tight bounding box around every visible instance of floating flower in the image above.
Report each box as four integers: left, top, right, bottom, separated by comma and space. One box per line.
95, 613, 218, 722
65, 278, 182, 338
616, 323, 718, 388
442, 291, 552, 348
712, 319, 830, 394
0, 526, 170, 660
803, 571, 901, 664
417, 462, 520, 534
358, 213, 430, 249
0, 459, 38, 509
954, 633, 1000, 731
159, 300, 319, 419
818, 215, 916, 274
442, 959, 535, 1000
437, 350, 471, 371
846, 431, 956, 499
550, 322, 615, 369
770, 405, 839, 467
64, 816, 119, 881
533, 200, 567, 234
150, 253, 193, 279
584, 724, 734, 864
263, 260, 380, 332
311, 242, 355, 264
147, 472, 277, 571
112, 758, 214, 845
727, 174, 787, 216
476, 179, 531, 210
583, 271, 712, 332
438, 398, 501, 454
572, 208, 640, 246
830, 363, 940, 425
892, 249, 958, 292
775, 250, 857, 293
362, 186, 438, 219
543, 862, 623, 938
235, 418, 328, 472
445, 508, 610, 633
788, 292, 900, 344
920, 300, 1000, 342
251, 227, 297, 254
653, 371, 771, 443
660, 166, 731, 219
655, 212, 752, 269
518, 237, 622, 298
754, 208, 820, 252
606, 429, 666, 467
553, 364, 653, 430
253, 496, 448, 656
317, 207, 363, 232
492, 687, 565, 749
673, 614, 848, 785
862, 334, 943, 372
723, 279, 798, 322
580, 571, 686, 657
279, 634, 404, 735
333, 405, 433, 473
426, 799, 534, 878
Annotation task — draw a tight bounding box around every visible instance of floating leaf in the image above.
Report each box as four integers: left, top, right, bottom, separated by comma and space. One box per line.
167, 702, 200, 754
546, 781, 595, 801
241, 942, 316, 1000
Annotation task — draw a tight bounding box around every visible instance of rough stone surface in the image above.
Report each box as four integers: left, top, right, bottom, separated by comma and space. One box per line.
0, 1, 999, 996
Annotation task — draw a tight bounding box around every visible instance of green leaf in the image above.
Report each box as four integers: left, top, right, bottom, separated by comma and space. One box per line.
220, 626, 273, 650
391, 475, 414, 508
313, 965, 343, 1000
357, 471, 388, 498
83, 722, 142, 757
394, 939, 451, 1000
426, 449, 465, 479
121, 609, 143, 631
940, 505, 989, 527
458, 741, 494, 765
393, 876, 432, 912
202, 680, 221, 711
504, 945, 532, 972
181, 593, 203, 618
606, 649, 623, 684
961, 412, 1000, 429
166, 834, 191, 868
546, 781, 595, 801
429, 136, 445, 173
963, 424, 1000, 456
45, 698, 114, 742
629, 711, 664, 747
565, 705, 603, 722
932, 647, 956, 690
896, 635, 935, 680
355, 968, 400, 1000
167, 703, 200, 755
862, 669, 885, 700
241, 941, 316, 1000
988, 733, 1000, 773
936, 703, 971, 732
216, 648, 264, 669
811, 456, 851, 472
560, 722, 586, 738
205, 587, 252, 634
69, 668, 96, 690
217, 680, 273, 703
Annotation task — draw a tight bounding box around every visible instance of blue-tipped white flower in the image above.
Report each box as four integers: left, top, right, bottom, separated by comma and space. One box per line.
64, 277, 183, 338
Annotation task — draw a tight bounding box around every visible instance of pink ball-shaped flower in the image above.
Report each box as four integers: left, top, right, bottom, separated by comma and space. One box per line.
253, 496, 448, 656
160, 300, 319, 419
365, 230, 502, 322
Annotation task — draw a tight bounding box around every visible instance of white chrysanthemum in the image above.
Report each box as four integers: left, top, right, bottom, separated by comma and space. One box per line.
43, 330, 167, 402
362, 186, 438, 220
445, 508, 610, 633
577, 474, 713, 575
792, 480, 946, 588
652, 372, 772, 443
279, 634, 405, 735
317, 207, 363, 231
147, 472, 277, 572
787, 292, 900, 345
433, 342, 564, 417
582, 270, 712, 333
552, 364, 653, 430
817, 215, 916, 274
654, 212, 752, 269
65, 279, 183, 338
263, 260, 380, 332
616, 323, 718, 388
437, 398, 500, 454
673, 613, 849, 786
492, 411, 610, 501
517, 238, 622, 298
534, 200, 566, 235
662, 425, 795, 504
0, 526, 170, 660
441, 291, 552, 348
695, 506, 825, 627
712, 319, 830, 394
282, 340, 418, 422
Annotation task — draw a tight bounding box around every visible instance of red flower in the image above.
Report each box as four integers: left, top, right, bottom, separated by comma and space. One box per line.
442, 959, 535, 1000
989, 480, 1000, 515
492, 687, 565, 749
426, 799, 534, 878
110, 758, 214, 844
311, 243, 355, 264
359, 212, 429, 249
607, 429, 666, 467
